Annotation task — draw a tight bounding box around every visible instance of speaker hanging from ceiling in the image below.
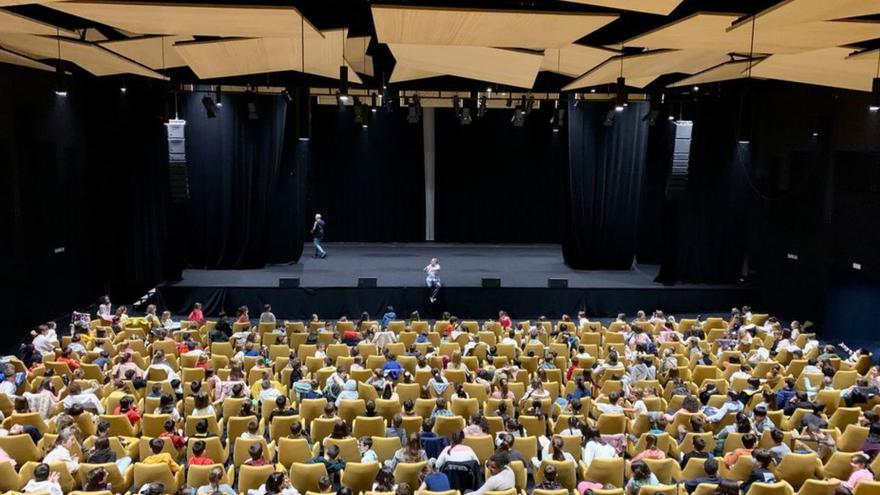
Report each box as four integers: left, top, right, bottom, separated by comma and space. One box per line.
665, 120, 693, 200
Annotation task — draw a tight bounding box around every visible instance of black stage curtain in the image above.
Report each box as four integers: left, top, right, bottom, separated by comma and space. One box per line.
563, 101, 650, 269
181, 92, 304, 268
306, 105, 425, 242
434, 107, 566, 242
2, 66, 171, 336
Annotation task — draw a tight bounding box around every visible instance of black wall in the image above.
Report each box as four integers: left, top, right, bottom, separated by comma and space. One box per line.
2, 65, 172, 334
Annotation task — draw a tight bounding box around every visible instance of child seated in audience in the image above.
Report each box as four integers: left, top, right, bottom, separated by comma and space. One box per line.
309, 444, 347, 481
142, 437, 181, 474
159, 418, 186, 450
189, 439, 215, 465
22, 463, 63, 495
534, 464, 564, 491
244, 442, 270, 466
359, 436, 378, 463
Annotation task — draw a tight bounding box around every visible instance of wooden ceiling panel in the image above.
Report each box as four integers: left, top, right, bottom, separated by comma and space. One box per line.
345, 36, 374, 77
557, 0, 685, 15
389, 64, 441, 83
667, 60, 755, 87
174, 29, 362, 83
0, 46, 53, 71
730, 0, 880, 30
541, 44, 617, 77
0, 9, 77, 36
372, 5, 617, 49
625, 13, 880, 54
101, 35, 191, 69
48, 2, 323, 38
563, 50, 729, 90
0, 33, 167, 79
388, 44, 543, 88
0, 0, 68, 4
749, 47, 878, 92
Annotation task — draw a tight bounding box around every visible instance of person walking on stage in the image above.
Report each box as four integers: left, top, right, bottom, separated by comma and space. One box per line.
311, 213, 327, 259
424, 258, 441, 303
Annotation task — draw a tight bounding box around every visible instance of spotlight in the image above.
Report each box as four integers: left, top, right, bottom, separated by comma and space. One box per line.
406, 95, 421, 124
486, 86, 493, 93
371, 93, 378, 112
615, 76, 627, 111
667, 115, 675, 121
281, 88, 294, 104
353, 97, 369, 125
693, 85, 700, 92
812, 131, 819, 138
590, 88, 596, 93
201, 96, 217, 118
459, 107, 472, 125
452, 95, 461, 118
55, 61, 66, 96
551, 101, 565, 131
215, 85, 223, 107
337, 65, 349, 104
120, 86, 127, 94
870, 77, 880, 111
603, 108, 615, 127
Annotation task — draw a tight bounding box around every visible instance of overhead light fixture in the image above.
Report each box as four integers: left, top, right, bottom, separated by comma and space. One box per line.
215, 85, 223, 107
615, 76, 627, 112
337, 65, 349, 105
871, 77, 880, 112
120, 86, 127, 94
603, 108, 615, 127
486, 86, 493, 93
590, 88, 596, 93
201, 96, 217, 118
54, 28, 66, 97
371, 93, 378, 113
693, 85, 700, 92
281, 87, 293, 104
295, 87, 311, 141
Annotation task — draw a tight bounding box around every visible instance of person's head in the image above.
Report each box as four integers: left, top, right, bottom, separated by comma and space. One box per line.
332, 419, 349, 438
85, 466, 108, 489
542, 464, 558, 482
717, 479, 739, 495
435, 398, 447, 411
264, 472, 286, 495
93, 436, 110, 452
248, 442, 263, 460
56, 429, 77, 449
692, 436, 706, 453
318, 476, 333, 492
337, 489, 353, 495
375, 467, 395, 490
207, 466, 224, 486
422, 417, 435, 432
326, 444, 341, 460
150, 437, 165, 454
196, 418, 209, 434
192, 440, 207, 457
487, 452, 509, 475
195, 391, 210, 410
631, 460, 651, 480
396, 483, 413, 495
704, 457, 719, 475
753, 448, 772, 468
33, 463, 51, 481
247, 420, 259, 434
550, 436, 565, 460
645, 434, 657, 449
359, 436, 373, 452
407, 432, 422, 453
742, 433, 757, 449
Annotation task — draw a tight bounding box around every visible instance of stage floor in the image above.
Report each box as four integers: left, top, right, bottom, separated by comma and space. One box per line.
169, 243, 735, 289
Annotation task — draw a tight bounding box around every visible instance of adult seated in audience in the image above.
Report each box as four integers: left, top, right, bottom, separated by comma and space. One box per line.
472, 452, 515, 495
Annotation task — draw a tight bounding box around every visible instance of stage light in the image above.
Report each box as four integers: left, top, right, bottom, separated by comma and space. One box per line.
248, 101, 259, 120
459, 107, 472, 125
215, 85, 223, 107
55, 62, 66, 97
477, 95, 487, 117
353, 97, 369, 126
337, 65, 349, 104
281, 87, 293, 104
120, 86, 127, 94
406, 95, 421, 124
590, 88, 596, 93
812, 132, 819, 138
615, 76, 627, 111
371, 93, 378, 112
201, 96, 217, 118
667, 115, 675, 121
452, 95, 461, 118
693, 85, 700, 92
603, 108, 615, 127
486, 86, 493, 93
551, 100, 565, 131
871, 77, 880, 111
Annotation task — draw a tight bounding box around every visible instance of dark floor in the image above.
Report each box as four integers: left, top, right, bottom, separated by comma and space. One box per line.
170, 243, 742, 289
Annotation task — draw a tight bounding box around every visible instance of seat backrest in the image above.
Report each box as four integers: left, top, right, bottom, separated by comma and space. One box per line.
394, 461, 428, 489
278, 437, 312, 468
585, 457, 624, 487
341, 462, 382, 495
238, 464, 275, 494
776, 453, 821, 489
290, 463, 329, 494
133, 463, 178, 494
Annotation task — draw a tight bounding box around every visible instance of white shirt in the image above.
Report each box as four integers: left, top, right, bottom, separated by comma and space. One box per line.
22, 479, 63, 495
435, 444, 479, 468
582, 440, 616, 468
595, 403, 624, 415
44, 445, 79, 474
473, 467, 515, 495
63, 392, 105, 414
32, 334, 56, 356
0, 380, 18, 397
426, 263, 441, 279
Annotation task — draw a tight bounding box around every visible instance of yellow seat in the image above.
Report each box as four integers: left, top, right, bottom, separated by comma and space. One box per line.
854, 481, 880, 495
774, 453, 824, 490
583, 457, 624, 487
827, 408, 861, 432
693, 484, 718, 495
745, 481, 795, 495
596, 413, 627, 434
638, 485, 682, 495
141, 413, 173, 438
837, 425, 869, 453
352, 416, 387, 439
451, 398, 480, 419
186, 437, 228, 466
341, 462, 381, 495
339, 399, 367, 425
433, 415, 466, 440
289, 462, 328, 493
795, 479, 840, 495
823, 451, 860, 480
184, 414, 222, 436
394, 461, 428, 488
0, 460, 21, 492
680, 457, 709, 480
233, 437, 275, 466
269, 415, 302, 444
325, 437, 361, 463
238, 464, 277, 493
98, 414, 139, 436
132, 462, 184, 494
643, 457, 683, 484
462, 435, 495, 464
186, 464, 234, 491
372, 436, 402, 463
535, 459, 577, 491
0, 434, 42, 464
278, 437, 312, 468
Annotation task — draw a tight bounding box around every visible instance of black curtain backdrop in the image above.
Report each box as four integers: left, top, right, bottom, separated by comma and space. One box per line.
181, 92, 305, 268
306, 104, 425, 242
563, 101, 650, 269
2, 65, 171, 336
434, 106, 566, 242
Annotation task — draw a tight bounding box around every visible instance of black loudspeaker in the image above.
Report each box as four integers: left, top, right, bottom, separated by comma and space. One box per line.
665, 120, 693, 200
279, 278, 300, 288
358, 277, 377, 288
548, 278, 568, 288
168, 163, 190, 203
482, 278, 501, 288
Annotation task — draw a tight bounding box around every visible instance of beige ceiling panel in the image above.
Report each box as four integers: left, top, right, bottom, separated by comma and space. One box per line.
557, 0, 684, 15
48, 2, 323, 38
626, 13, 880, 54
730, 0, 880, 30
372, 5, 617, 49
0, 46, 53, 71
541, 44, 617, 77
388, 43, 543, 88
101, 35, 191, 69
174, 29, 362, 83
0, 9, 77, 36
0, 0, 69, 4
749, 47, 878, 91
390, 64, 440, 83
563, 49, 729, 90
345, 36, 374, 77
668, 59, 755, 87
0, 33, 167, 79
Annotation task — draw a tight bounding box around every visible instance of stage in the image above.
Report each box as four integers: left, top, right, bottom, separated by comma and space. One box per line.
156, 243, 759, 319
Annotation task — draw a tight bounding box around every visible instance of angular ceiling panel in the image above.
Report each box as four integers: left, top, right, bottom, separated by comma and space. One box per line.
730, 0, 880, 30
0, 33, 167, 79
557, 0, 685, 15
0, 46, 53, 71
563, 50, 729, 90
48, 2, 323, 38
388, 44, 543, 88
541, 44, 617, 77
667, 60, 756, 87
390, 65, 441, 84
101, 35, 191, 70
345, 36, 374, 77
0, 9, 77, 36
373, 5, 617, 49
749, 47, 879, 92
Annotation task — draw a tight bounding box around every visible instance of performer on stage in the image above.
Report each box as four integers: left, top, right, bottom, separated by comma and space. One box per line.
424, 257, 441, 303
311, 213, 326, 259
